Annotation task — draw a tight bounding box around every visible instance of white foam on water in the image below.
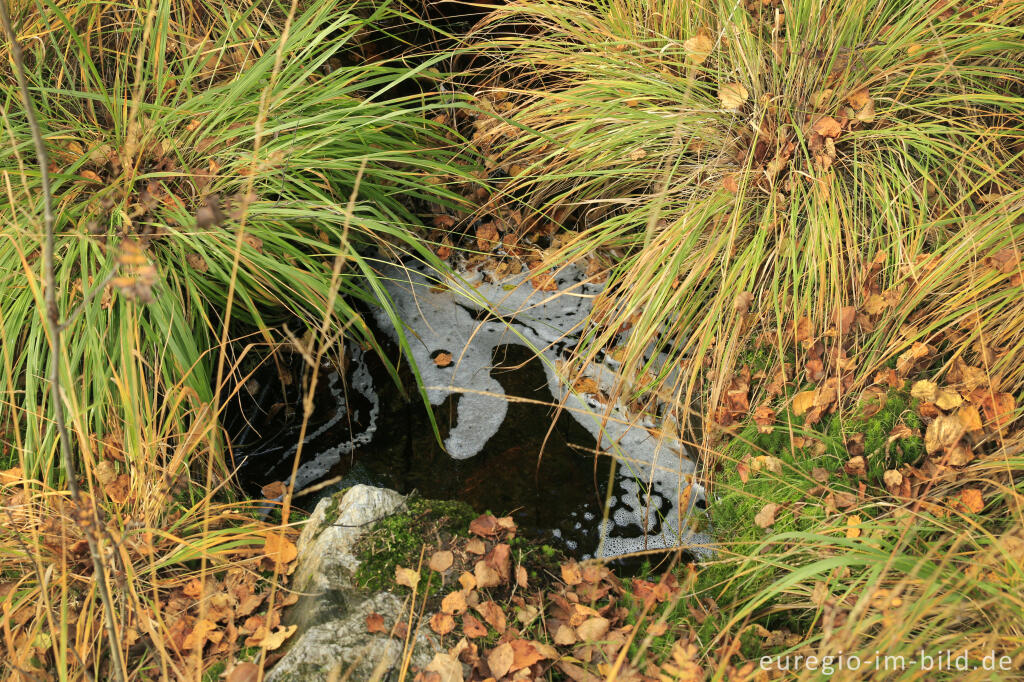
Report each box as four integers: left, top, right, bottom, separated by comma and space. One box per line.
373, 259, 709, 558
284, 347, 381, 492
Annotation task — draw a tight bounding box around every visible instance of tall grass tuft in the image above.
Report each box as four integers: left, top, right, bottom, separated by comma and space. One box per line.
467, 0, 1024, 446
1, 0, 473, 483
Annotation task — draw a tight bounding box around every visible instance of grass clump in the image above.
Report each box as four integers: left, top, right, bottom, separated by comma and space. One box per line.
466, 0, 1024, 451
1, 0, 473, 484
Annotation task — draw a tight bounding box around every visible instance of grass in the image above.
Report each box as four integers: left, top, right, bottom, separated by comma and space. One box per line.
465, 0, 1024, 453
1, 0, 474, 484
1, 0, 1023, 679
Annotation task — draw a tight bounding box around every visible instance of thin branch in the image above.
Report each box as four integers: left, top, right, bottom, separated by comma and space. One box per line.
0, 3, 127, 681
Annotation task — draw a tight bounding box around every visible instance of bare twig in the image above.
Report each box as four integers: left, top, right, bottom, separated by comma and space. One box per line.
0, 3, 127, 680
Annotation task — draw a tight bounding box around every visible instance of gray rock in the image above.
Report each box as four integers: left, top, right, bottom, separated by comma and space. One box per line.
267, 485, 440, 682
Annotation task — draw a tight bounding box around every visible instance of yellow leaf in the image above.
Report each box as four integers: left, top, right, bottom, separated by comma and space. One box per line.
793, 390, 816, 416
683, 29, 714, 65
718, 82, 748, 110
846, 515, 862, 538
395, 565, 420, 590
257, 624, 297, 651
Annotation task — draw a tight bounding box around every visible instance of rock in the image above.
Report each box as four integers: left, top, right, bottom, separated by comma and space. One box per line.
267, 485, 440, 682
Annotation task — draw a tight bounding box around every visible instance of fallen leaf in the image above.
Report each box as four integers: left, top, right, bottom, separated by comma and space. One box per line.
458, 572, 476, 592
812, 116, 842, 138
484, 544, 511, 583
226, 662, 260, 682
462, 614, 488, 639
474, 601, 506, 633
683, 29, 714, 65
469, 514, 501, 538
433, 352, 454, 368
425, 652, 464, 682
883, 470, 903, 495
576, 617, 610, 642
959, 488, 984, 513
755, 503, 779, 529
395, 566, 421, 590
925, 414, 966, 454
793, 390, 816, 416
718, 82, 749, 109
845, 515, 862, 539
957, 405, 984, 434
183, 619, 218, 650
476, 222, 499, 252
488, 642, 514, 679
474, 559, 502, 588
847, 88, 875, 122
553, 623, 577, 645
515, 565, 528, 588
263, 533, 297, 569
844, 456, 867, 477
751, 455, 783, 475
561, 560, 583, 586
103, 473, 131, 504
510, 639, 546, 672
430, 550, 455, 573
256, 624, 296, 650
431, 612, 456, 636
442, 590, 468, 615
911, 380, 938, 402
260, 481, 285, 499
366, 612, 387, 634
465, 538, 486, 555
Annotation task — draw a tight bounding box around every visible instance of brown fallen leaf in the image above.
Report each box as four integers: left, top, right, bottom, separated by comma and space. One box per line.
553, 623, 577, 645
561, 560, 583, 586
959, 488, 984, 513
226, 662, 260, 682
431, 612, 456, 636
425, 653, 464, 682
474, 559, 502, 588
260, 481, 285, 499
469, 514, 500, 538
263, 532, 297, 570
924, 414, 965, 454
462, 614, 488, 639
793, 390, 816, 416
430, 550, 455, 573
458, 571, 476, 592
755, 503, 779, 529
812, 116, 842, 138
475, 222, 499, 252
487, 642, 514, 679
441, 590, 468, 615
433, 352, 454, 368
256, 624, 297, 651
366, 612, 387, 634
683, 29, 714, 65
510, 639, 547, 672
883, 470, 903, 494
575, 617, 610, 642
474, 601, 506, 633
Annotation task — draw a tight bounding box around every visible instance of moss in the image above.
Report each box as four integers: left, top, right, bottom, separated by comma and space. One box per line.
353, 495, 476, 598
692, 386, 930, 644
